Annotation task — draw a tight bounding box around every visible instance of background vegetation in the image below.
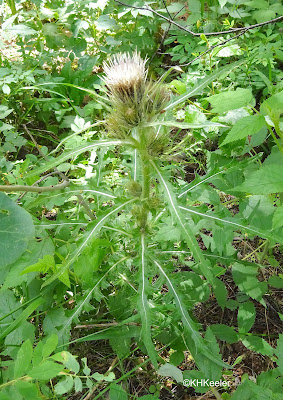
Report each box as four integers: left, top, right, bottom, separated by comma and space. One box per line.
0, 0, 282, 399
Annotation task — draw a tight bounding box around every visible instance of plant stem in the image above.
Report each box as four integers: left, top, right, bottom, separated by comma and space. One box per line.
142, 160, 151, 200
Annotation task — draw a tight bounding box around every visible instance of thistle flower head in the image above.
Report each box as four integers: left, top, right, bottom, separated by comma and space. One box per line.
103, 52, 170, 147
103, 51, 147, 96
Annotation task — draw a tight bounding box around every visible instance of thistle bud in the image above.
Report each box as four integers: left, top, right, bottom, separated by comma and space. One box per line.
126, 180, 142, 197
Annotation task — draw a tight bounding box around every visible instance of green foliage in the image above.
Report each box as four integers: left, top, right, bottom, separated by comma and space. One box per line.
1, 0, 283, 398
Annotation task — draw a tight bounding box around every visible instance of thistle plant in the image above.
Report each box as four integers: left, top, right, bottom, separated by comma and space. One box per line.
8, 56, 272, 397
100, 52, 230, 371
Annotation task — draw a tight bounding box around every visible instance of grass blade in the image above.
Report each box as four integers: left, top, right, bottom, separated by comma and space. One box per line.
0, 297, 45, 340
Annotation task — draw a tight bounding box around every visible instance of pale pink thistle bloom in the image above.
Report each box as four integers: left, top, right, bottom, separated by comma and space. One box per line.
103, 51, 148, 96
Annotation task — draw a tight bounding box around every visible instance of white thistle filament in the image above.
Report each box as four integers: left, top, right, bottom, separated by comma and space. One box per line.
103, 51, 148, 94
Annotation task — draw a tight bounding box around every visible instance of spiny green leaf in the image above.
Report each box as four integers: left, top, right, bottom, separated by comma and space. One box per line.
25, 140, 129, 178
59, 256, 128, 335
154, 260, 231, 369
179, 205, 283, 244
164, 60, 244, 111
151, 161, 215, 286
137, 233, 158, 368
42, 200, 135, 287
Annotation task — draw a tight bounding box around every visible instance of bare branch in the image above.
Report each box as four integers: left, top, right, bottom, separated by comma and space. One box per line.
114, 0, 283, 37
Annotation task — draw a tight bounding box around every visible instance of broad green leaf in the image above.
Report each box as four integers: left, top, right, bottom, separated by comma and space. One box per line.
207, 88, 254, 114
42, 334, 58, 358
242, 335, 274, 356
92, 372, 115, 382
0, 289, 20, 324
232, 263, 267, 304
74, 377, 83, 392
164, 61, 244, 111
210, 324, 239, 344
61, 351, 80, 373
42, 200, 134, 287
260, 91, 283, 132
2, 84, 10, 95
272, 205, 283, 229
253, 9, 276, 23
32, 341, 44, 367
0, 106, 13, 119
109, 335, 132, 360
221, 115, 266, 145
54, 376, 74, 395
13, 380, 42, 400
234, 164, 283, 194
14, 339, 33, 378
8, 24, 37, 36
183, 369, 209, 394
25, 140, 128, 178
21, 254, 55, 275
268, 275, 283, 289
29, 360, 64, 380
274, 334, 283, 373
214, 278, 228, 308
0, 193, 34, 268
109, 383, 128, 400
237, 302, 256, 334
151, 161, 215, 286
195, 327, 223, 381
137, 233, 158, 368
260, 91, 283, 116
157, 363, 183, 383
